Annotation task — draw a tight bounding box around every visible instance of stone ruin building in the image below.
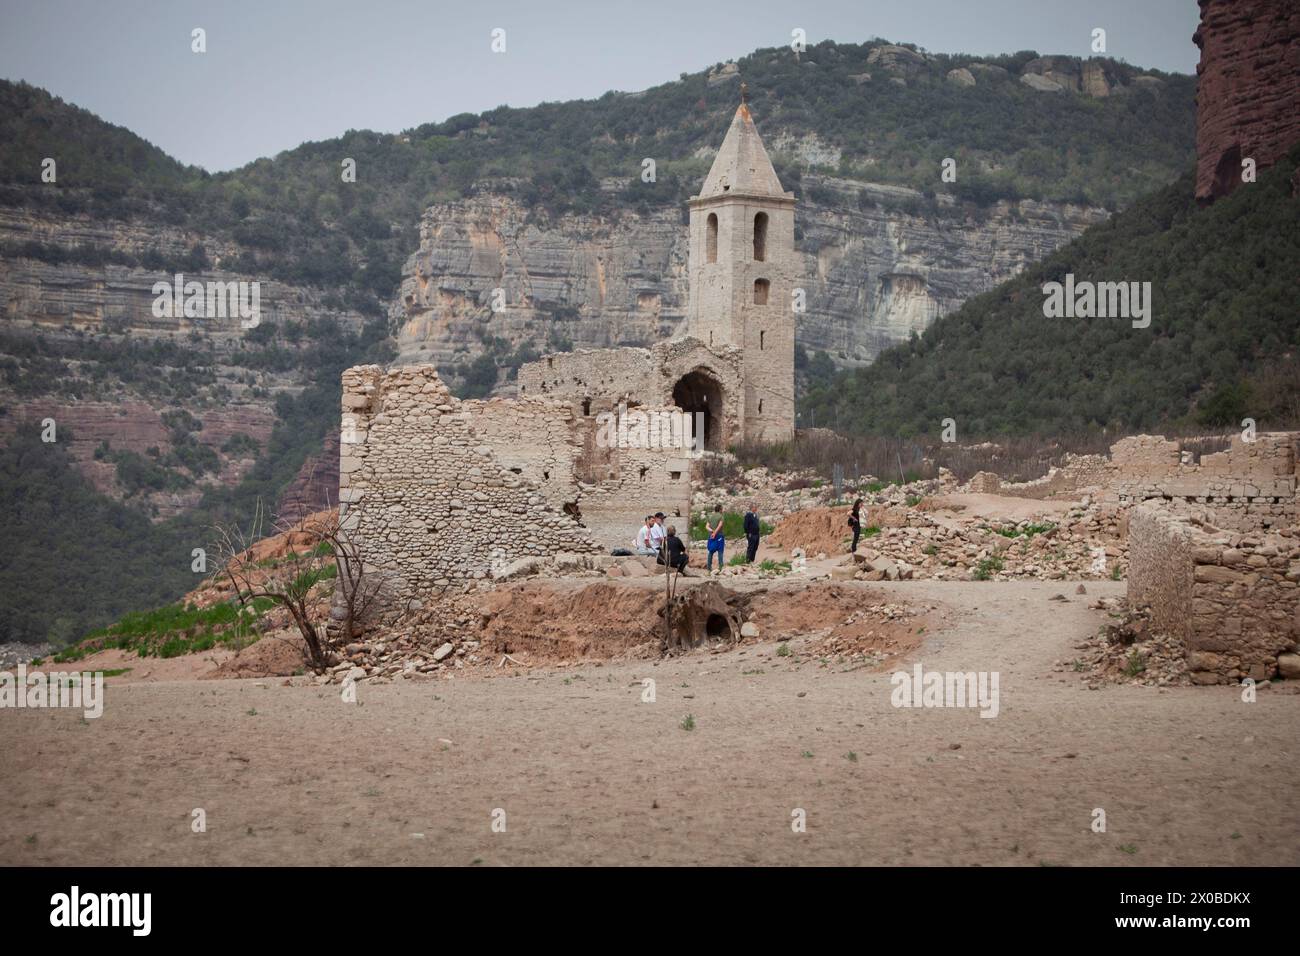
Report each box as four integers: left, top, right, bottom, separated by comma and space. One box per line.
337, 95, 800, 608
974, 431, 1300, 685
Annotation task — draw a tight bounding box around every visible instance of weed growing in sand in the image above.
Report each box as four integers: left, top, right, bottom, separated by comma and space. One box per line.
801, 751, 814, 759
680, 714, 696, 731
776, 643, 791, 657
246, 708, 258, 716
759, 558, 792, 573
973, 556, 1004, 580
846, 751, 858, 762
922, 544, 938, 556
1123, 649, 1147, 677
1072, 660, 1085, 672
990, 522, 1055, 539
728, 554, 747, 567
862, 525, 882, 538
100, 668, 132, 677
1119, 844, 1138, 855
1110, 564, 1123, 580
906, 495, 923, 507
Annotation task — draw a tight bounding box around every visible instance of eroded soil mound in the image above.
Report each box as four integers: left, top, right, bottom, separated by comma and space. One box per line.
206, 631, 309, 680
477, 581, 666, 662
746, 583, 929, 665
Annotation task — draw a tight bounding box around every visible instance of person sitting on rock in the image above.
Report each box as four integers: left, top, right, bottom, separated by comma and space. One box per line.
657, 525, 689, 573
634, 515, 657, 555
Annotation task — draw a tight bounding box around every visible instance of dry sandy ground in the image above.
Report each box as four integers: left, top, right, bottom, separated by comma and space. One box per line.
3, 578, 1298, 866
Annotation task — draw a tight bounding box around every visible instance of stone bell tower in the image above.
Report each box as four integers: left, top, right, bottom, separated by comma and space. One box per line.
686, 83, 797, 444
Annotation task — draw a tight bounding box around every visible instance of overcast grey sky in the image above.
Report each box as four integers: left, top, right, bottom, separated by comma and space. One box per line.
0, 0, 1201, 172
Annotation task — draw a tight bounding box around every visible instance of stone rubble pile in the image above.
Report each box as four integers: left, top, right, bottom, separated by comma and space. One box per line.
1059, 598, 1192, 687
316, 595, 492, 685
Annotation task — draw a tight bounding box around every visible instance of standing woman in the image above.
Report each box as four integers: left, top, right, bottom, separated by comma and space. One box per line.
848, 498, 863, 553
705, 506, 726, 573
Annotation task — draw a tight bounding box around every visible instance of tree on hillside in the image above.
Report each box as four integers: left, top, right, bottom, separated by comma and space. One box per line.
209, 503, 386, 673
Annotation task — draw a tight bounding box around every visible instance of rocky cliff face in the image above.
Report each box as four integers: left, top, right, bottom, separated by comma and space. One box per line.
0, 207, 368, 518
1193, 0, 1300, 201
392, 181, 1107, 370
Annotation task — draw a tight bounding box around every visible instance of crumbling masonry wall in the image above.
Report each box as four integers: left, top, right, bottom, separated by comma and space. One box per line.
462, 395, 693, 551
339, 365, 601, 609
517, 337, 744, 450
1129, 502, 1300, 684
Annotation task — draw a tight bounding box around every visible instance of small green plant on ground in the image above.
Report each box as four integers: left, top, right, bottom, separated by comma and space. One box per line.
922, 544, 938, 556
727, 554, 747, 566
680, 714, 695, 731
54, 597, 276, 662
990, 522, 1056, 539
776, 643, 791, 657
1123, 649, 1147, 677
906, 495, 923, 507
1111, 564, 1123, 580
973, 556, 1004, 580
758, 558, 792, 573
862, 525, 882, 538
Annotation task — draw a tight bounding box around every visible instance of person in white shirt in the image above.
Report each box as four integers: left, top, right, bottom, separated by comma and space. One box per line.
634, 516, 656, 555
649, 512, 667, 554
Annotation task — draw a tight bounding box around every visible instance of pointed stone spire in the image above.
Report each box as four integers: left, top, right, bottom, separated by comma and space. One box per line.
697, 89, 786, 200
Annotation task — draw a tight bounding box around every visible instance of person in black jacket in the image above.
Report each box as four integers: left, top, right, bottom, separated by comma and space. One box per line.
657, 524, 689, 572
848, 498, 863, 553
743, 502, 761, 563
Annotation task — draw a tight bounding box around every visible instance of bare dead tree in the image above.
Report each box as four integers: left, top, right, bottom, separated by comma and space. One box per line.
208, 502, 385, 674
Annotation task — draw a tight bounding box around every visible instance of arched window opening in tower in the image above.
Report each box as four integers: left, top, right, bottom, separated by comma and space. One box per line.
706, 213, 718, 264
754, 278, 769, 305
753, 212, 768, 261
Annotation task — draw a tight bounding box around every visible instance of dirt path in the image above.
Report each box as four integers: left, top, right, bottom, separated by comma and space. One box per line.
3, 579, 1297, 866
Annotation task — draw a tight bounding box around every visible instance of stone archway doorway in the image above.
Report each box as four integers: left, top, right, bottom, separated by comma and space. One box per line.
672, 369, 725, 452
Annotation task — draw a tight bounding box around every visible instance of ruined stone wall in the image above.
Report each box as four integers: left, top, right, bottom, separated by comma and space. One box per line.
517, 338, 744, 450
462, 395, 693, 551
1129, 503, 1300, 683
1106, 432, 1297, 531
339, 365, 601, 609
994, 453, 1112, 500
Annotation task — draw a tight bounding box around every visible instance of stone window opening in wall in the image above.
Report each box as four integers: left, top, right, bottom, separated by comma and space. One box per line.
759, 330, 765, 350
758, 399, 763, 413
753, 212, 768, 261
547, 357, 553, 368
754, 278, 769, 305
582, 397, 592, 416
706, 213, 718, 263
669, 471, 681, 480
639, 466, 648, 481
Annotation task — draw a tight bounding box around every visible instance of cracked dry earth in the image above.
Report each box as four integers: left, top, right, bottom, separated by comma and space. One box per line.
3, 579, 1298, 866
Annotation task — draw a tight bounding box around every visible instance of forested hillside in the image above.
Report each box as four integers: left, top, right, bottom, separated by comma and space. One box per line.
800, 145, 1300, 436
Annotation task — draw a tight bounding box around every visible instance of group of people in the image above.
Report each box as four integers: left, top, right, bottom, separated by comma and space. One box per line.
632, 504, 765, 574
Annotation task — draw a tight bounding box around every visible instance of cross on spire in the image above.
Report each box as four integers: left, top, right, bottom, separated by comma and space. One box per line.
739, 81, 748, 105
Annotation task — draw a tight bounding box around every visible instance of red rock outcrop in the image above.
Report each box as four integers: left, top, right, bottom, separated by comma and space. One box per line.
1193, 0, 1300, 202
277, 430, 340, 522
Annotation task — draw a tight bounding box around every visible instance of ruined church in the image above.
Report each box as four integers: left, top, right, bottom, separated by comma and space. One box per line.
338, 97, 799, 605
